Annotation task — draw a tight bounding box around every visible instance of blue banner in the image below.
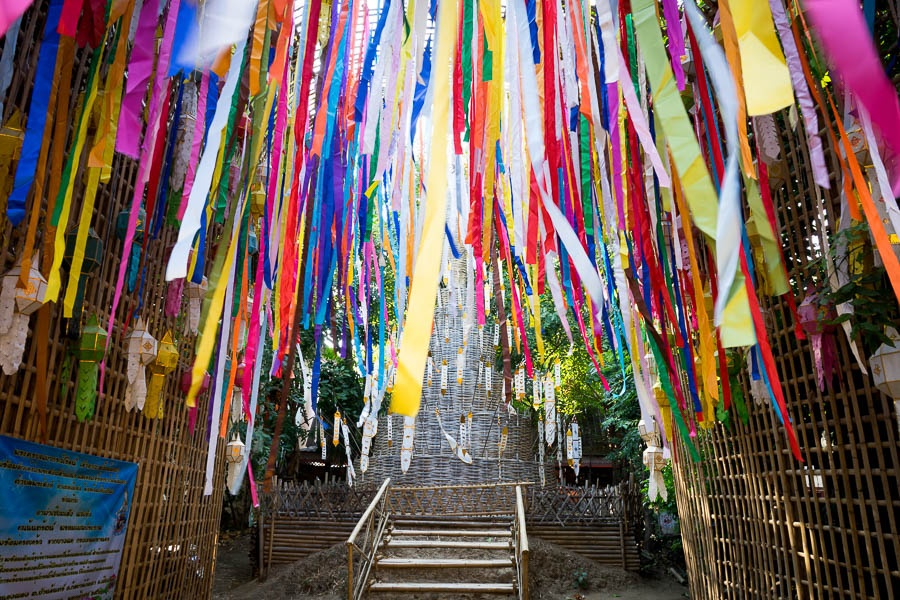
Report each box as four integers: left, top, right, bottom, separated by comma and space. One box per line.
0, 436, 138, 600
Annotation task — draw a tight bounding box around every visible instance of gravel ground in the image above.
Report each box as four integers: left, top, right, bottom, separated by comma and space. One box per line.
212, 533, 689, 600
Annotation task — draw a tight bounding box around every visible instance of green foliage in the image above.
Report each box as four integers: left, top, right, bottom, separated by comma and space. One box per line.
641, 463, 678, 515
573, 568, 589, 590
506, 288, 644, 476
810, 223, 900, 356
231, 331, 366, 482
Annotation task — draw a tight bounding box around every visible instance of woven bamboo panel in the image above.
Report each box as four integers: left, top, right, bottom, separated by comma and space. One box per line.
0, 4, 226, 599
671, 107, 900, 596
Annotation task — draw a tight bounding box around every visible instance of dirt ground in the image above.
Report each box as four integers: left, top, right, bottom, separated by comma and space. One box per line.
212, 532, 688, 600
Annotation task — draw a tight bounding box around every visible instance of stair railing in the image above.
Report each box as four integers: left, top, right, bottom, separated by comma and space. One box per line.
346, 477, 391, 600
514, 485, 530, 600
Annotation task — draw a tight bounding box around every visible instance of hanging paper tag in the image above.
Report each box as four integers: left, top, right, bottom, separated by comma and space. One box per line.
387, 414, 393, 447
401, 416, 415, 473
332, 411, 341, 446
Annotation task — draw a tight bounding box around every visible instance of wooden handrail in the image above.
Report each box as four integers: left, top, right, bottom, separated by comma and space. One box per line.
346, 477, 391, 600
347, 477, 391, 546
515, 485, 529, 600
392, 480, 533, 491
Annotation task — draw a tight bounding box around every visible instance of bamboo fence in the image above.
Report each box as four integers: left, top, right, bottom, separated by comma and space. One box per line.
0, 4, 227, 599
671, 107, 900, 597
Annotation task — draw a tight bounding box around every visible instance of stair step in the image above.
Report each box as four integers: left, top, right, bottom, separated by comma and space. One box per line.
377, 558, 514, 569
390, 528, 512, 538
368, 582, 516, 594
390, 518, 513, 529
385, 539, 510, 550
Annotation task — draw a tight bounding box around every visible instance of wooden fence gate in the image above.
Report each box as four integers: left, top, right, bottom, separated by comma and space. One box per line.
256, 478, 642, 575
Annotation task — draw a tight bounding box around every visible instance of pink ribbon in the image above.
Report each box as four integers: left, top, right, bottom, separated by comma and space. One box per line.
769, 0, 829, 189
804, 0, 900, 194
1, 0, 34, 37
661, 0, 686, 91
115, 0, 159, 158
102, 0, 181, 396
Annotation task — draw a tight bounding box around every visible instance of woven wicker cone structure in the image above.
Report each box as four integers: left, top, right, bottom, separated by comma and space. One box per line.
361, 257, 543, 487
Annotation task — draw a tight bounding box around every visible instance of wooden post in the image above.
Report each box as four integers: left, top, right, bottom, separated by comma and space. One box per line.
258, 508, 266, 581
346, 542, 353, 600
267, 514, 276, 577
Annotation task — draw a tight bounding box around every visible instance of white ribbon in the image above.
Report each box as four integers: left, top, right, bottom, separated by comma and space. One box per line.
683, 1, 742, 329
168, 38, 248, 281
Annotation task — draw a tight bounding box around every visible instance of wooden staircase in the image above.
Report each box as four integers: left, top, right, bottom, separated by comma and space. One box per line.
346, 480, 530, 599
367, 516, 518, 597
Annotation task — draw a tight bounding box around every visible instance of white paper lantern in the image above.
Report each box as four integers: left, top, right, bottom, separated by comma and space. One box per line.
15, 253, 48, 315
869, 327, 900, 434
124, 318, 157, 412
226, 434, 245, 464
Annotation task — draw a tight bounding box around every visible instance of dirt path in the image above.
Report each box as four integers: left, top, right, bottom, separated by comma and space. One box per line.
212, 533, 689, 599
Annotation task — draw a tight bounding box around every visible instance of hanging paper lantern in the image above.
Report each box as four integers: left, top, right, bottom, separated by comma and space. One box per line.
798, 292, 838, 391
745, 220, 771, 295
639, 419, 667, 502
225, 433, 246, 491
15, 252, 48, 315
165, 276, 185, 318
235, 361, 246, 388
745, 346, 769, 407
179, 370, 211, 395
124, 317, 157, 412
62, 228, 103, 338
868, 328, 900, 435
0, 252, 47, 375
116, 208, 145, 293
143, 331, 178, 419
75, 315, 108, 422
225, 434, 245, 464
0, 265, 29, 375
653, 381, 674, 445
185, 277, 207, 335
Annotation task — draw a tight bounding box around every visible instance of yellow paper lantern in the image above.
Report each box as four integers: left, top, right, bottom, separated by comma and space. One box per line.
144, 331, 179, 419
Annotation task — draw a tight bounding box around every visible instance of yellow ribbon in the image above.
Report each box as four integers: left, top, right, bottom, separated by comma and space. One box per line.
45, 59, 103, 304
745, 175, 789, 296
728, 0, 794, 116
671, 164, 719, 408
392, 0, 459, 417
717, 0, 757, 179
632, 0, 754, 348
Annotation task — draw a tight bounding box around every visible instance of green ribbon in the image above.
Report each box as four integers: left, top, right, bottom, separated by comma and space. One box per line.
646, 332, 701, 462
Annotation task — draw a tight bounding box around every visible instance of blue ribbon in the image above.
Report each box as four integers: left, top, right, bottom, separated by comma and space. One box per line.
354, 0, 392, 121
168, 1, 198, 76
7, 0, 65, 226
410, 35, 433, 144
